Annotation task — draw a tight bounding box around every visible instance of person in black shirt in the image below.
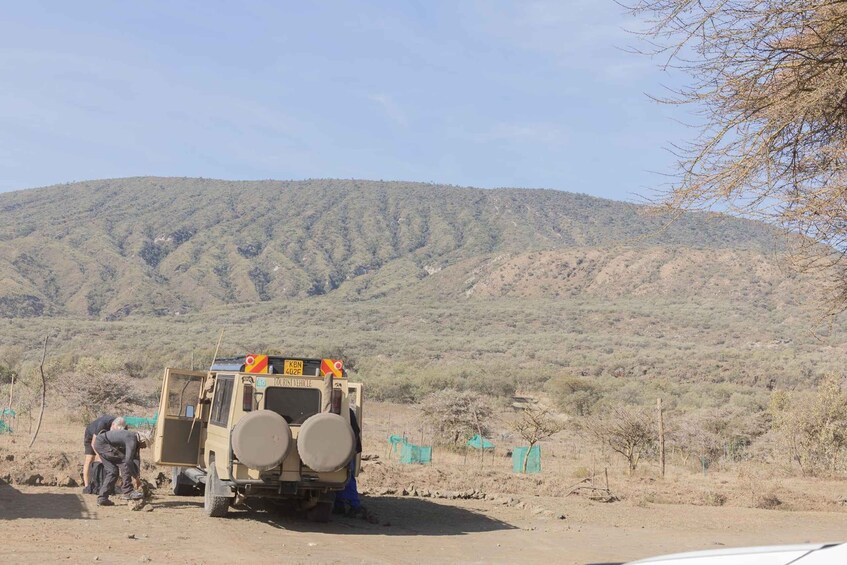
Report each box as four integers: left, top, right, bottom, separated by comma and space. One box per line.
82, 415, 125, 488
92, 429, 149, 506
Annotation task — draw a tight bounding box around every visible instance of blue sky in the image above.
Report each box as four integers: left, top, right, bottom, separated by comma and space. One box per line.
0, 1, 688, 201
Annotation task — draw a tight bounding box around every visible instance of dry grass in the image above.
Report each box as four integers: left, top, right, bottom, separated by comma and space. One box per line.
1, 401, 846, 513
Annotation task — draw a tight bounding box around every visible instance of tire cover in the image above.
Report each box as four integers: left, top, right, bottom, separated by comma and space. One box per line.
231, 410, 292, 471
297, 413, 356, 472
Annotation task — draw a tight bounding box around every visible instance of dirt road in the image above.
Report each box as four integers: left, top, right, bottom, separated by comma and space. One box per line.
2, 484, 847, 565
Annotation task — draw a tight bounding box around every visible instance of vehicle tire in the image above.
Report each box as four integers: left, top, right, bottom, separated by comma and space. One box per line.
306, 500, 333, 523
171, 467, 195, 496
204, 463, 231, 518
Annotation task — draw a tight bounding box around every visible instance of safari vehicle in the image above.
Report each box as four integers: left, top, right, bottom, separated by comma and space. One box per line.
153, 354, 362, 520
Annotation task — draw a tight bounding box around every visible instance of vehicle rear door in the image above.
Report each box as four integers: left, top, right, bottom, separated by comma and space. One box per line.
154, 368, 207, 466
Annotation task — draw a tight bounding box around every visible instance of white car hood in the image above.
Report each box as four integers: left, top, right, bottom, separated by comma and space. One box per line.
628, 543, 845, 565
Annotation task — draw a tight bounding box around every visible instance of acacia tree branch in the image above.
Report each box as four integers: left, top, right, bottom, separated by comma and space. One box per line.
28, 335, 49, 449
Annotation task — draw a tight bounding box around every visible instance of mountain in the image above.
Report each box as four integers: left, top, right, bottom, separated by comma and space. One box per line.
0, 177, 842, 405
0, 177, 784, 320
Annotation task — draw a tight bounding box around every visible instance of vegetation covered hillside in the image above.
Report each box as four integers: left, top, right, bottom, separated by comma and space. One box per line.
0, 177, 781, 319
0, 177, 841, 412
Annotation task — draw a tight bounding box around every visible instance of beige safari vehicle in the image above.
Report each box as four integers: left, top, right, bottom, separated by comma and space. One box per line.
154, 355, 362, 520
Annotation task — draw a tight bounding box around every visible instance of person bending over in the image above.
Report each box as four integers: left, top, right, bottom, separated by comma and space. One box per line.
92, 429, 149, 506
82, 415, 125, 488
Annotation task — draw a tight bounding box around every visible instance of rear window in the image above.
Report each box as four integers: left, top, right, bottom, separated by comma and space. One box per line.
264, 387, 321, 425
210, 376, 234, 427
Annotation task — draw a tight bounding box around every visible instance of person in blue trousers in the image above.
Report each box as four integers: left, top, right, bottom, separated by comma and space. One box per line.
334, 408, 363, 516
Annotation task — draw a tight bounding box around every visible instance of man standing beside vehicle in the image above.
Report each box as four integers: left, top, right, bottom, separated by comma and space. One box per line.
82, 415, 126, 488
92, 429, 149, 506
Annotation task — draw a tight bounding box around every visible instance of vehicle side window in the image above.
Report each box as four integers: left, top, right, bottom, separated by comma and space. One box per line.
210, 376, 234, 427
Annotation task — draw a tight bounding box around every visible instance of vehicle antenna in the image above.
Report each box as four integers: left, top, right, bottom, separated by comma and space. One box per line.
210, 329, 225, 370
187, 329, 225, 443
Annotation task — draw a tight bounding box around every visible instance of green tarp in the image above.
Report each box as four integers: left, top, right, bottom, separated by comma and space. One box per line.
467, 434, 495, 449
0, 408, 14, 434
124, 414, 158, 428
400, 443, 432, 465
512, 445, 541, 474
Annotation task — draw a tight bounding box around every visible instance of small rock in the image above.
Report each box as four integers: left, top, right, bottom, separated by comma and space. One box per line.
93, 557, 100, 562
144, 506, 154, 513
4, 454, 13, 461
307, 543, 317, 547
556, 514, 566, 520
127, 534, 136, 540
138, 556, 151, 563
56, 475, 78, 488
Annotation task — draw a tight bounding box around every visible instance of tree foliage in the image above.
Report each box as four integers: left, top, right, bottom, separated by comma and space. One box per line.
630, 0, 847, 309
544, 375, 602, 416
420, 389, 493, 447
769, 374, 847, 475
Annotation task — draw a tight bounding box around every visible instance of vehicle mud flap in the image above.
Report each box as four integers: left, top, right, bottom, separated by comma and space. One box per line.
204, 461, 233, 518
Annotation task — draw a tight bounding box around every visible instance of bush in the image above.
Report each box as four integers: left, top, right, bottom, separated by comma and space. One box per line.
420, 389, 492, 446
55, 371, 152, 423
545, 375, 602, 415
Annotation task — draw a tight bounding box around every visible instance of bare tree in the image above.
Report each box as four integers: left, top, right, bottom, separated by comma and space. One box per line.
586, 406, 655, 474
628, 1, 847, 311
512, 406, 563, 473
420, 389, 493, 447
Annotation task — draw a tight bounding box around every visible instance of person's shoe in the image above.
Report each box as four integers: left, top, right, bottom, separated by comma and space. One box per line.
121, 490, 144, 501
96, 499, 114, 506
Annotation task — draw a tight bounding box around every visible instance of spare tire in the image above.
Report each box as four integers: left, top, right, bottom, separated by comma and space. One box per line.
231, 410, 292, 471
297, 413, 356, 472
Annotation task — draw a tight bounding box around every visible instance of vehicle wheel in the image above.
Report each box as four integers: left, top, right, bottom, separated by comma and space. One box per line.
204, 464, 231, 518
171, 467, 195, 496
306, 500, 333, 523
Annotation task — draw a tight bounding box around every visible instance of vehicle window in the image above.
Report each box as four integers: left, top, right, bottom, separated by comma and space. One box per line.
210, 375, 234, 427
166, 373, 201, 418
264, 387, 321, 425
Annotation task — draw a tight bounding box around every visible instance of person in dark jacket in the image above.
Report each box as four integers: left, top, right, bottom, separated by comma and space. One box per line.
82, 415, 126, 488
92, 429, 149, 506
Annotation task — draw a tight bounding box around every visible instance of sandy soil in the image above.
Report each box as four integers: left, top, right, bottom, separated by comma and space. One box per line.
2, 484, 847, 565
3, 404, 847, 564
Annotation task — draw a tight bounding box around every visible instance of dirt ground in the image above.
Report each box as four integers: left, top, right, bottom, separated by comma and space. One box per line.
3, 484, 847, 565
2, 403, 847, 564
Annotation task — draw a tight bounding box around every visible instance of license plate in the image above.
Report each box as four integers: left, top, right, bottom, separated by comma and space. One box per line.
283, 360, 304, 376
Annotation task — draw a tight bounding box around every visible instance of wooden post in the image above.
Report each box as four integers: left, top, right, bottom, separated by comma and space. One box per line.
657, 397, 665, 478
